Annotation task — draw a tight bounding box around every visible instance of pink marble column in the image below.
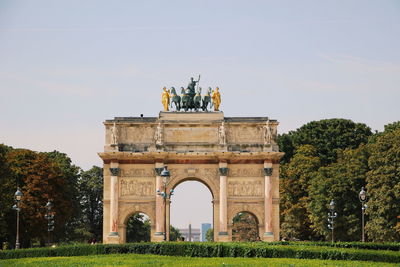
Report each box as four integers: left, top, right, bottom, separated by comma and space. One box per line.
263, 161, 274, 240
218, 162, 229, 240
109, 163, 120, 236
154, 164, 165, 240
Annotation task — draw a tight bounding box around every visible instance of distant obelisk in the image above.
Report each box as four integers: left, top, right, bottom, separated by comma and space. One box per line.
189, 222, 192, 242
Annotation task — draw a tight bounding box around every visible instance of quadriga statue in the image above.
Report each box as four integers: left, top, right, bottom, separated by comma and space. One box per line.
161, 76, 221, 112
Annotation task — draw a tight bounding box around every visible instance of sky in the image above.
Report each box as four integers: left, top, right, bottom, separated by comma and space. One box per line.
1, 1, 399, 230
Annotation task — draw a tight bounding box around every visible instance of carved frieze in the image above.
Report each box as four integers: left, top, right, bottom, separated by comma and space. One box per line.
229, 168, 264, 177
119, 168, 154, 177
120, 178, 155, 197
228, 179, 263, 197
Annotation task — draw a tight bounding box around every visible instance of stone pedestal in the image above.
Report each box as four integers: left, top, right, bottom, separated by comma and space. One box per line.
106, 235, 121, 244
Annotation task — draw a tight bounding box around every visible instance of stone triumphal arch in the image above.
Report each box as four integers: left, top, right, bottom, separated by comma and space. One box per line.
100, 111, 283, 243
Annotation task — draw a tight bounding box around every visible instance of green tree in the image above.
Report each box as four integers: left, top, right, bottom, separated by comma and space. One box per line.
365, 128, 400, 242
205, 228, 214, 242
232, 212, 259, 241
308, 145, 369, 241
169, 226, 182, 241
43, 151, 80, 242
126, 213, 151, 242
73, 166, 103, 242
280, 145, 321, 240
279, 119, 372, 165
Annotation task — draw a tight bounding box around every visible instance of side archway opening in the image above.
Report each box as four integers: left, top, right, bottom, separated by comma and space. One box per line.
125, 212, 151, 242
232, 211, 260, 242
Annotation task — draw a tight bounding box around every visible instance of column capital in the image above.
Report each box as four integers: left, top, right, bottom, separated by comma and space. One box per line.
263, 168, 273, 176
155, 167, 163, 176
219, 167, 229, 176
110, 168, 120, 176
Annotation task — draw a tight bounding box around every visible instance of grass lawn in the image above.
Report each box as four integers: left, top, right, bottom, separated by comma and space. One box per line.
1, 253, 398, 267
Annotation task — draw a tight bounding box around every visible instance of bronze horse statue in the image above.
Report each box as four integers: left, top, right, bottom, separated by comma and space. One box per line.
202, 87, 213, 111
181, 87, 191, 111
170, 87, 181, 111
193, 87, 202, 111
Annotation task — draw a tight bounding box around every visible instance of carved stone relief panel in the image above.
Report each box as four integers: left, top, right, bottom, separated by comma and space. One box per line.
227, 125, 263, 144
228, 178, 264, 197
164, 127, 218, 143
120, 178, 155, 197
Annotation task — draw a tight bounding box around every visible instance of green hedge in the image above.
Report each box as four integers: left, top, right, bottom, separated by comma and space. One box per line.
264, 241, 400, 251
1, 243, 400, 263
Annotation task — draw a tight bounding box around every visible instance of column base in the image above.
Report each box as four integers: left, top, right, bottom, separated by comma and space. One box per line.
153, 232, 165, 242
263, 232, 275, 242
218, 232, 230, 242
106, 234, 121, 244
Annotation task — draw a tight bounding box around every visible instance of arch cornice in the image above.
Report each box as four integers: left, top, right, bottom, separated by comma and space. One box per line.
98, 151, 284, 163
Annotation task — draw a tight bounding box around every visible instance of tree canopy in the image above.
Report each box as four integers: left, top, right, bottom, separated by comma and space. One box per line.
279, 119, 372, 165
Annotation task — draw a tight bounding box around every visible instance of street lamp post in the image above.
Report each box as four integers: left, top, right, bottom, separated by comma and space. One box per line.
327, 199, 337, 243
156, 166, 174, 241
12, 188, 23, 249
359, 187, 367, 242
44, 200, 55, 246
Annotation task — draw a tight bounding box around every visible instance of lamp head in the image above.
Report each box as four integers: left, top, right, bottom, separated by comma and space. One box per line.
359, 187, 367, 202
160, 166, 170, 178
329, 199, 335, 210
14, 188, 23, 201
46, 200, 54, 209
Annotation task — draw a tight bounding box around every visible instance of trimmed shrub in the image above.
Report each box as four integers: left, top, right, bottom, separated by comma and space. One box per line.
1, 242, 400, 263
269, 241, 400, 251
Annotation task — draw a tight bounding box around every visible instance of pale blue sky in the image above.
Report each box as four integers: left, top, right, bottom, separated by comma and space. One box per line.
1, 1, 399, 229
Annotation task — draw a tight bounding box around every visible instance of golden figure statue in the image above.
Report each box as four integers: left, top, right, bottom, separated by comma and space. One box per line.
211, 87, 221, 111
161, 87, 170, 111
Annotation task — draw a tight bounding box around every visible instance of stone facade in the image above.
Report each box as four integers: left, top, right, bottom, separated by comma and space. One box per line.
99, 112, 283, 243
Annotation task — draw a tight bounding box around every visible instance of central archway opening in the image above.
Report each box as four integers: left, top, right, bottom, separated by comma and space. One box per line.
170, 180, 213, 242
